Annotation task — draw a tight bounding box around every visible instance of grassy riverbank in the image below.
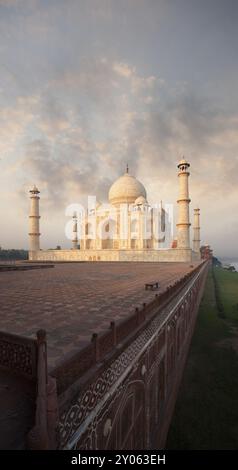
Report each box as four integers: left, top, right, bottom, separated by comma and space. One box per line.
166, 267, 238, 449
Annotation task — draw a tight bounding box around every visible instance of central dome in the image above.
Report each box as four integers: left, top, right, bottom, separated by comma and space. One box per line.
109, 172, 147, 206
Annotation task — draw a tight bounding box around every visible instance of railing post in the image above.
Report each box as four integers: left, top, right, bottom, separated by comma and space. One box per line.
28, 329, 59, 450
27, 329, 48, 449
92, 333, 99, 362
46, 376, 59, 449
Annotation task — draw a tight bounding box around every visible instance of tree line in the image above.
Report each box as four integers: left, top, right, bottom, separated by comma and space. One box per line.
0, 248, 28, 260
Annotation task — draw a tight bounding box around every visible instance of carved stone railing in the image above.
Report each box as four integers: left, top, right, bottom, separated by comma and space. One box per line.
52, 262, 206, 394
56, 261, 209, 449
0, 329, 58, 450
27, 330, 58, 450
0, 261, 208, 450
0, 331, 37, 379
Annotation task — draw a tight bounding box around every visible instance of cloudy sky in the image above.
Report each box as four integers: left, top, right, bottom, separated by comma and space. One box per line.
0, 0, 237, 257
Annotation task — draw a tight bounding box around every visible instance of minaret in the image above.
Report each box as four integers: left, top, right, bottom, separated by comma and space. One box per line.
176, 159, 191, 249
29, 185, 40, 251
193, 208, 201, 253
72, 212, 78, 249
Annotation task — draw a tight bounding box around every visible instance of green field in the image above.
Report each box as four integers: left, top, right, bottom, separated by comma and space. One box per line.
166, 267, 238, 449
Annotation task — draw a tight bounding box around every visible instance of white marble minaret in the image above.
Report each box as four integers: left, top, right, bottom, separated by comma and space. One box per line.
176, 159, 191, 249
29, 185, 40, 251
193, 208, 201, 254
72, 212, 78, 250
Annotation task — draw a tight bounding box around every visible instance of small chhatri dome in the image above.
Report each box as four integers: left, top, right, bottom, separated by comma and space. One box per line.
109, 169, 147, 206
177, 158, 190, 169
135, 195, 147, 205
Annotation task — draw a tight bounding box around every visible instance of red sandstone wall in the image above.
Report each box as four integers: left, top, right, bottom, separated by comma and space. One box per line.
55, 262, 208, 450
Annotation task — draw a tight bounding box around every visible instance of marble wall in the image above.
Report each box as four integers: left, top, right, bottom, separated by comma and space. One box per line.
29, 248, 200, 263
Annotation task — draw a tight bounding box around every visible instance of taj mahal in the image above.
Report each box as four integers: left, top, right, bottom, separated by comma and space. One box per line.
28, 159, 201, 263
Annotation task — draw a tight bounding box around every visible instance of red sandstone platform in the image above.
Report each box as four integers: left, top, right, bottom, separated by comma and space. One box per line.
0, 262, 200, 369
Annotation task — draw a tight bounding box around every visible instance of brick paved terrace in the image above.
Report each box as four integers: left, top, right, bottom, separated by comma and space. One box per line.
0, 262, 201, 369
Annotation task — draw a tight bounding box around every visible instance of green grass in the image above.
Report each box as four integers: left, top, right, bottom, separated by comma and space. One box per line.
214, 267, 238, 321
166, 268, 238, 449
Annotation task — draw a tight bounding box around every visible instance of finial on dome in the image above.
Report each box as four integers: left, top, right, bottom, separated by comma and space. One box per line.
126, 163, 129, 174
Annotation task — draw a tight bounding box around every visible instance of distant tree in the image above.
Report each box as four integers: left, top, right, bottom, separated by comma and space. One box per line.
0, 249, 28, 261
228, 265, 236, 272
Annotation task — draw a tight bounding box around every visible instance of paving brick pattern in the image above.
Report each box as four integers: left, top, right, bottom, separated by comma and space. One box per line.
0, 262, 198, 368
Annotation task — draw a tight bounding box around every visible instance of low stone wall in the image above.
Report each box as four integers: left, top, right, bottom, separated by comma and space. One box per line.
0, 330, 58, 450
0, 331, 38, 379
56, 261, 208, 450
29, 248, 199, 263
